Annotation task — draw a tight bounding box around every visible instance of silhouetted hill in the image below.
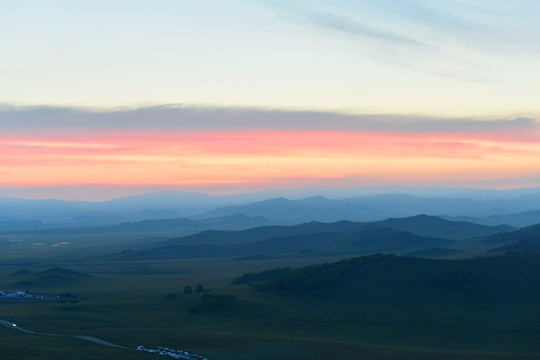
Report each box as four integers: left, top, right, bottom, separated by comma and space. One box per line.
442, 210, 540, 228
38, 267, 93, 278
107, 214, 512, 260
238, 227, 453, 255
491, 235, 540, 253
348, 228, 455, 252
197, 193, 540, 224
164, 215, 503, 247
198, 196, 364, 223
376, 214, 502, 240
162, 220, 368, 246
483, 222, 540, 244
233, 253, 540, 351
1, 267, 95, 289
406, 247, 469, 258
113, 217, 459, 260
3, 188, 540, 226
98, 191, 227, 213
485, 222, 540, 253
483, 210, 540, 228
0, 197, 87, 223
7, 269, 35, 276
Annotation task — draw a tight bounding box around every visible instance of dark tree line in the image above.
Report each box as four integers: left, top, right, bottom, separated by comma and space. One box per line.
232, 267, 292, 285
183, 284, 205, 294
240, 253, 395, 294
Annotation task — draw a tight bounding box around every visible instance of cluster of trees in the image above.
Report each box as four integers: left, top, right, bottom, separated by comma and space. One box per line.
231, 267, 292, 285
246, 253, 395, 294
165, 284, 206, 300
183, 284, 205, 294
190, 293, 236, 313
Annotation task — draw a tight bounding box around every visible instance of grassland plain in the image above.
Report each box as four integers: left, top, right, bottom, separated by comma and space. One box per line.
1, 250, 539, 360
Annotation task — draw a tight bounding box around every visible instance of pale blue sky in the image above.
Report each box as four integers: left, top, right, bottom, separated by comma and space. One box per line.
2, 0, 540, 116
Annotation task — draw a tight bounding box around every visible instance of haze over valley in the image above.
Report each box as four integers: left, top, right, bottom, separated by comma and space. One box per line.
2, 186, 540, 359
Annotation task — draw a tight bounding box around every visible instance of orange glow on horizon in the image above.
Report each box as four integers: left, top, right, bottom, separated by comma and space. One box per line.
2, 130, 540, 189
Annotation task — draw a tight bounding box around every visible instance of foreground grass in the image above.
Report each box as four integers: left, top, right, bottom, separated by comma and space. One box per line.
0, 254, 539, 360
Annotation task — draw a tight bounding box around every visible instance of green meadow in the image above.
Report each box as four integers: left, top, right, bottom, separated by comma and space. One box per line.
1, 216, 540, 360
1, 244, 540, 360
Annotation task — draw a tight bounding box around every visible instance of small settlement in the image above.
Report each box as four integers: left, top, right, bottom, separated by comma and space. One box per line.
0, 290, 45, 299
0, 289, 78, 301
137, 346, 208, 360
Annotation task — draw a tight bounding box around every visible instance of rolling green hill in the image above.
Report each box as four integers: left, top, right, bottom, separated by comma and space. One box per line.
112, 223, 456, 260
483, 223, 540, 244
163, 215, 503, 247
162, 220, 368, 246
109, 215, 510, 260
405, 247, 469, 258
489, 234, 540, 254
1, 267, 95, 290
232, 253, 540, 352
376, 214, 502, 240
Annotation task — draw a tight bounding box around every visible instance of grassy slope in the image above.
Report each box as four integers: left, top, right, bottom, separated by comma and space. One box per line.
233, 254, 540, 352
0, 253, 539, 360
2, 220, 540, 360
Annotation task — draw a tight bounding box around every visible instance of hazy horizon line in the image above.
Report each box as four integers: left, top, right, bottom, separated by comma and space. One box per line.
2, 184, 540, 202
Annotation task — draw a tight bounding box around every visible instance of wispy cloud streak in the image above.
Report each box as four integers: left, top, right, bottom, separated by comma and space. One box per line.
0, 140, 120, 150
268, 0, 540, 82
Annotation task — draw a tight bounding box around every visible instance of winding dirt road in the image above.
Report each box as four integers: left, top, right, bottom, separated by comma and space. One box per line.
0, 319, 133, 350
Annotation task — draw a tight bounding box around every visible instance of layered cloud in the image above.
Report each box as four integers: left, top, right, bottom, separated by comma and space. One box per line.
1, 106, 540, 192
2, 105, 539, 136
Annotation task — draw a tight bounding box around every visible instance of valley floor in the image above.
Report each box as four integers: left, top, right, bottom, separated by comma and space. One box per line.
0, 253, 539, 360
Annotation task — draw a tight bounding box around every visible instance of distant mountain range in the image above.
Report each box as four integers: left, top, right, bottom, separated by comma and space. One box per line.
443, 210, 540, 228
196, 193, 540, 225
2, 187, 540, 228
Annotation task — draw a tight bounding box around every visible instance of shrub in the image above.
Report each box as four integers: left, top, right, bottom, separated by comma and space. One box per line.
191, 293, 236, 313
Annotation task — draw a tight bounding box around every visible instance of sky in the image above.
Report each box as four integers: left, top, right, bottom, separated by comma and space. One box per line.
1, 1, 540, 200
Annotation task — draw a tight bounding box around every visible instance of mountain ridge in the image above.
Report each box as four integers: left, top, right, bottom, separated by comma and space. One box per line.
3, 188, 540, 227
